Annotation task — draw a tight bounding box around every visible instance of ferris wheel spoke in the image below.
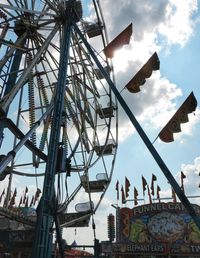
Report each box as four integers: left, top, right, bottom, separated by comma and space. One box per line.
71, 33, 101, 97
11, 0, 24, 16
0, 24, 58, 111
0, 105, 53, 175
35, 33, 61, 69
0, 7, 17, 20
43, 0, 58, 14
0, 38, 28, 52
0, 33, 27, 71
0, 3, 54, 17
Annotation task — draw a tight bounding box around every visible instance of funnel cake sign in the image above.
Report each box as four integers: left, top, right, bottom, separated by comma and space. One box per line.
117, 203, 200, 255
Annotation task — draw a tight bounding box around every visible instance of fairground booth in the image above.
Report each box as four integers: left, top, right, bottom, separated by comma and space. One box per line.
102, 202, 200, 258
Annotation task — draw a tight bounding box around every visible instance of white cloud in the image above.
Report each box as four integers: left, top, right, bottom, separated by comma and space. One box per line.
180, 156, 200, 197
158, 0, 198, 47
157, 157, 200, 204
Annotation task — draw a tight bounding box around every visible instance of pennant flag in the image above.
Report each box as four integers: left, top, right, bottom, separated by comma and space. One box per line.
0, 189, 5, 204
142, 176, 147, 196
25, 196, 29, 207
134, 187, 138, 206
103, 23, 132, 58
9, 189, 17, 207
115, 180, 119, 201
23, 186, 28, 204
30, 196, 34, 207
126, 52, 160, 93
147, 185, 152, 204
13, 188, 17, 197
34, 188, 41, 205
157, 185, 161, 202
18, 196, 22, 207
125, 177, 131, 198
23, 193, 27, 204
158, 92, 197, 142
9, 196, 15, 207
121, 185, 126, 204
180, 171, 186, 192
150, 174, 157, 196
172, 187, 177, 203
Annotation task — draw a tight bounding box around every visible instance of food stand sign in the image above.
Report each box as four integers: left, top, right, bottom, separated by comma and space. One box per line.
116, 202, 200, 255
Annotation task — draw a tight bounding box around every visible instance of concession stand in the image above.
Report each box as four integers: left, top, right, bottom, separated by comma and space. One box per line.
102, 202, 200, 258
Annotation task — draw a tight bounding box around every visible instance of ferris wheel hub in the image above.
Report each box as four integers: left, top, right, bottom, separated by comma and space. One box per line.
58, 0, 83, 22
14, 18, 37, 37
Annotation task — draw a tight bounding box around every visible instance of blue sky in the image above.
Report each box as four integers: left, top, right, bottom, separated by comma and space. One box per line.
1, 0, 200, 249
69, 0, 200, 246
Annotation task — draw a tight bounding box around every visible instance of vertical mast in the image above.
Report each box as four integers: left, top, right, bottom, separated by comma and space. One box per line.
31, 18, 72, 258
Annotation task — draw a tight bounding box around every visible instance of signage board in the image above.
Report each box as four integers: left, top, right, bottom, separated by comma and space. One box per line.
117, 202, 200, 255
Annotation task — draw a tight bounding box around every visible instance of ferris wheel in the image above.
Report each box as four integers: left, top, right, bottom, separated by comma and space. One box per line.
0, 0, 119, 257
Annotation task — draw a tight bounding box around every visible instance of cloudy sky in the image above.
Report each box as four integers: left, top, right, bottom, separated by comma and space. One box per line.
64, 0, 200, 247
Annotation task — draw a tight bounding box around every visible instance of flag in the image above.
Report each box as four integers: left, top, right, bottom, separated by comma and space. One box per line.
115, 180, 119, 201
9, 196, 15, 207
13, 188, 17, 197
147, 185, 152, 204
172, 187, 177, 203
180, 171, 186, 192
142, 176, 147, 196
18, 196, 22, 207
103, 23, 132, 58
9, 189, 17, 207
157, 185, 161, 202
150, 174, 157, 196
159, 92, 197, 142
30, 196, 34, 207
34, 188, 41, 205
25, 196, 29, 207
126, 52, 160, 93
23, 186, 28, 204
125, 177, 131, 198
0, 189, 5, 204
23, 193, 26, 204
134, 187, 138, 206
121, 185, 126, 204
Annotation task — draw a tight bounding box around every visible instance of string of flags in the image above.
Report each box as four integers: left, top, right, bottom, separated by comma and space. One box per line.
115, 171, 190, 206
102, 22, 197, 144
0, 186, 41, 208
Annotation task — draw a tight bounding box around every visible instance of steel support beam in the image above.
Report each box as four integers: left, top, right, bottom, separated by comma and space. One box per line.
31, 20, 71, 258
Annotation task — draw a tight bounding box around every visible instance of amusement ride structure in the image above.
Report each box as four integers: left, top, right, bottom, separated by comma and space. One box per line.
0, 1, 199, 258
0, 0, 118, 257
